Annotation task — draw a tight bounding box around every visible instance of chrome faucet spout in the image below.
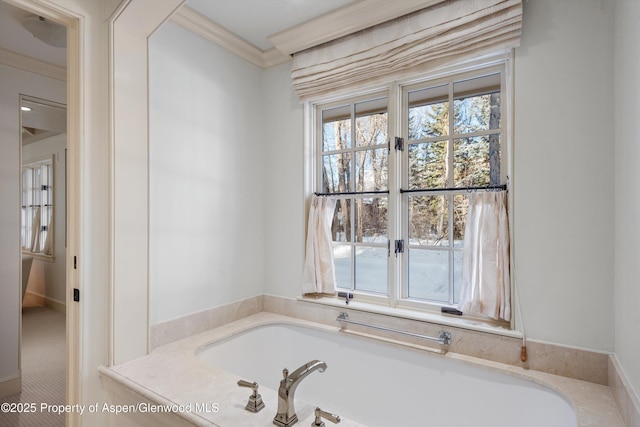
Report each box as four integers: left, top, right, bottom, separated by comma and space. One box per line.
288, 360, 327, 384
273, 360, 327, 427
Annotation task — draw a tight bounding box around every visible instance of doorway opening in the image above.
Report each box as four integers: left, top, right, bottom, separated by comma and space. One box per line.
0, 0, 80, 425
20, 95, 67, 426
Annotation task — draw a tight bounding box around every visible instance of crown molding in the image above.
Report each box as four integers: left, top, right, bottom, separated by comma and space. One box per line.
268, 0, 445, 55
169, 1, 445, 68
0, 47, 66, 81
169, 6, 290, 69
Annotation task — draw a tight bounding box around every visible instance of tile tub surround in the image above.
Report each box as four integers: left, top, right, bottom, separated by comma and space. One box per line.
101, 312, 625, 427
150, 295, 263, 350
152, 294, 612, 385
609, 356, 640, 427
263, 295, 611, 385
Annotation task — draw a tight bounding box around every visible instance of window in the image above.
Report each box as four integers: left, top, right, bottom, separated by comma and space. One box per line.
403, 71, 504, 306
21, 157, 54, 257
320, 96, 390, 295
313, 64, 509, 316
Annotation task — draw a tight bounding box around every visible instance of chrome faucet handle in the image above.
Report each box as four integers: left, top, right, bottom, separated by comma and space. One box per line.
312, 407, 341, 426
237, 379, 265, 412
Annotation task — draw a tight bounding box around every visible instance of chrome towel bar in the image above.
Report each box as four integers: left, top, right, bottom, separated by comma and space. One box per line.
336, 312, 451, 346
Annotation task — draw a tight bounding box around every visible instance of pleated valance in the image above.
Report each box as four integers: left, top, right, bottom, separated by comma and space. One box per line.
291, 0, 522, 99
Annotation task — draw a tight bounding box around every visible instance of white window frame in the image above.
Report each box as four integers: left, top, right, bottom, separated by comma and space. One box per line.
314, 91, 394, 305
396, 64, 508, 316
303, 54, 515, 330
21, 156, 55, 259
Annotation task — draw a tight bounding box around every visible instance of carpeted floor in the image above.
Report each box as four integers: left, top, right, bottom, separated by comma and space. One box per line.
0, 306, 65, 427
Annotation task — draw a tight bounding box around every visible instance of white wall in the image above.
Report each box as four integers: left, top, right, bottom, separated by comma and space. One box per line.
0, 63, 66, 393
513, 0, 614, 351
148, 22, 266, 325
262, 63, 305, 298
22, 133, 67, 306
614, 0, 640, 397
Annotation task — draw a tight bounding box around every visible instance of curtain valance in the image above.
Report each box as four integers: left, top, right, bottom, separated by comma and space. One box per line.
291, 0, 522, 99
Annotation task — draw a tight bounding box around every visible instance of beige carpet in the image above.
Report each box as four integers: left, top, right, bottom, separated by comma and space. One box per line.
0, 306, 65, 427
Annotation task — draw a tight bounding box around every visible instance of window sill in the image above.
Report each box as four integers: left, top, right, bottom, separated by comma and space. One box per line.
298, 295, 522, 340
21, 251, 55, 263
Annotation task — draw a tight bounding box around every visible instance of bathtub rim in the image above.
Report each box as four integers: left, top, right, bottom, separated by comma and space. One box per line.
103, 312, 623, 427
193, 315, 578, 414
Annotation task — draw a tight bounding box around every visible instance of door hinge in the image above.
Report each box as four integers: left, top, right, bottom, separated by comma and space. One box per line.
394, 239, 405, 255
394, 137, 404, 151
73, 288, 80, 302
73, 256, 77, 269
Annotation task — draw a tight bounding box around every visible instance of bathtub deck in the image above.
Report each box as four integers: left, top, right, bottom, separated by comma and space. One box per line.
100, 312, 624, 427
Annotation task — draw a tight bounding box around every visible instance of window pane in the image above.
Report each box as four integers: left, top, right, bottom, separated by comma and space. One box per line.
408, 248, 448, 302
453, 250, 463, 304
454, 135, 501, 187
453, 74, 501, 135
21, 161, 54, 255
355, 247, 387, 294
355, 197, 387, 243
333, 244, 352, 289
356, 148, 388, 192
21, 209, 28, 248
322, 104, 352, 151
453, 194, 469, 248
322, 153, 352, 193
22, 169, 29, 206
40, 206, 48, 251
331, 198, 351, 242
408, 195, 448, 246
33, 168, 41, 205
43, 164, 52, 206
408, 141, 448, 189
408, 85, 449, 140
355, 98, 387, 148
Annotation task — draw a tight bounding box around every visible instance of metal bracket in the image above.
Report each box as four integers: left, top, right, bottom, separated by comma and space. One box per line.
337, 291, 353, 305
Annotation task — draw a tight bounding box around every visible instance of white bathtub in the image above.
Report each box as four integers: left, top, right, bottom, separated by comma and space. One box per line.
196, 322, 576, 427
102, 312, 623, 427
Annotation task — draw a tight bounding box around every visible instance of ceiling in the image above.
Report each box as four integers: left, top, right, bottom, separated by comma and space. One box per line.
1, 0, 437, 69
187, 0, 354, 51
0, 0, 357, 69
21, 97, 67, 145
0, 0, 66, 67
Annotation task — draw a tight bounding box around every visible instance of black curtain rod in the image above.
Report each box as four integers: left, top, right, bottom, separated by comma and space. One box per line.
314, 190, 390, 197
400, 184, 507, 194
314, 185, 506, 197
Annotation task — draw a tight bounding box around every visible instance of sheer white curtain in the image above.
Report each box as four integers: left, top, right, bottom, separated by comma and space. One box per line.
42, 213, 53, 256
30, 207, 41, 253
302, 195, 337, 295
457, 191, 510, 321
